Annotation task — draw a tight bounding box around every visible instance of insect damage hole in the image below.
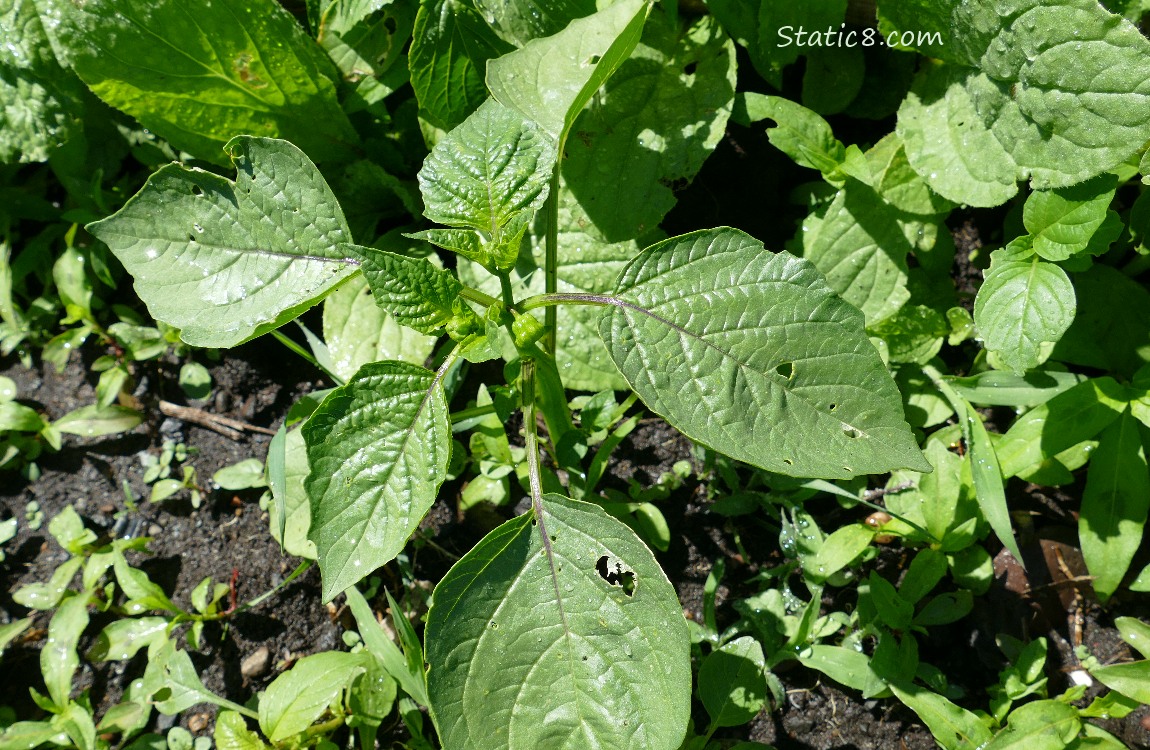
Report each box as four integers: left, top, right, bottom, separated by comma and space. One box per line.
775, 362, 794, 379
596, 555, 636, 596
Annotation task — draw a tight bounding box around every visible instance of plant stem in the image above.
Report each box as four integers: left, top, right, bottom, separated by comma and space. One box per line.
521, 358, 544, 516
459, 285, 501, 308
271, 329, 343, 385
544, 163, 561, 354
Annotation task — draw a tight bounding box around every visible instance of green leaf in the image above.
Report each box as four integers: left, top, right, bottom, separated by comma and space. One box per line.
0, 616, 32, 657
316, 0, 414, 112
948, 370, 1087, 408
806, 525, 874, 583
409, 0, 511, 130
1115, 615, 1150, 659
88, 617, 170, 662
996, 377, 1126, 478
214, 711, 270, 750
1024, 174, 1118, 261
53, 702, 96, 750
983, 699, 1079, 750
733, 93, 845, 176
959, 398, 1023, 565
475, 0, 596, 46
146, 641, 255, 718
425, 494, 690, 750
1079, 408, 1150, 601
258, 651, 368, 742
112, 547, 178, 614
1052, 264, 1150, 379
268, 425, 317, 559
0, 402, 45, 432
599, 227, 929, 479
51, 404, 142, 437
12, 557, 83, 610
799, 178, 918, 326
417, 98, 556, 241
305, 361, 451, 601
558, 10, 736, 242
213, 459, 267, 491
347, 245, 478, 335
88, 136, 356, 348
1092, 659, 1150, 704
0, 0, 84, 163
0, 721, 67, 750
53, 0, 358, 162
870, 305, 949, 365
344, 585, 428, 706
896, 2, 1150, 206
42, 592, 89, 708
698, 636, 768, 729
797, 645, 888, 699
178, 362, 212, 401
974, 252, 1076, 374
323, 275, 437, 381
889, 682, 992, 750
487, 0, 649, 141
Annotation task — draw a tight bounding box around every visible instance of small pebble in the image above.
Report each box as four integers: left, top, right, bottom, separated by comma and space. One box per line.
147, 524, 163, 537
99, 504, 115, 514
241, 646, 271, 679
159, 417, 182, 437
187, 713, 209, 733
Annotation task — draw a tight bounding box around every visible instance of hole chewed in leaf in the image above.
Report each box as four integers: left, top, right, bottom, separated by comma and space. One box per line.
775, 362, 794, 379
586, 54, 602, 65
596, 554, 636, 596
842, 424, 862, 439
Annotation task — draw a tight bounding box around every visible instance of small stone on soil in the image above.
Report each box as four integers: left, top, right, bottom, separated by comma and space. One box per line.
241, 646, 271, 678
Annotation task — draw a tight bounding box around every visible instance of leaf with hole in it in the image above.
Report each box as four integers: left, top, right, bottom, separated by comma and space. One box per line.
974, 251, 1076, 375
305, 361, 450, 601
51, 0, 357, 163
345, 244, 479, 336
409, 0, 511, 130
896, 2, 1150, 206
698, 636, 769, 729
425, 494, 689, 750
487, 0, 649, 141
87, 136, 355, 348
1080, 408, 1150, 602
417, 99, 556, 240
598, 227, 928, 479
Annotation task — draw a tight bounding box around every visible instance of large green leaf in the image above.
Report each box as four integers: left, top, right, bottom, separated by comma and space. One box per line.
1052, 264, 1150, 379
409, 0, 511, 130
1080, 409, 1150, 601
983, 700, 1080, 750
487, 0, 649, 141
973, 251, 1076, 375
258, 652, 369, 742
697, 636, 769, 729
559, 10, 736, 243
1092, 659, 1150, 704
415, 97, 556, 268
323, 275, 437, 381
43, 592, 89, 709
996, 377, 1127, 478
52, 0, 358, 163
425, 494, 690, 750
316, 0, 414, 113
304, 361, 451, 601
896, 1, 1150, 206
0, 0, 84, 163
598, 227, 929, 479
88, 136, 356, 348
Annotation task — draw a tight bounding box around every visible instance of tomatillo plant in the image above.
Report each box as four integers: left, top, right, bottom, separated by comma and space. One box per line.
87, 3, 928, 747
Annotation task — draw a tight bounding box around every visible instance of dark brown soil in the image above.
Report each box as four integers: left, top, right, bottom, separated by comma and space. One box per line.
3, 337, 1150, 749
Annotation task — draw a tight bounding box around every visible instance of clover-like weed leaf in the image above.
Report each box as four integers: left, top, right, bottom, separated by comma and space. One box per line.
304, 361, 450, 601
599, 227, 929, 479
87, 136, 356, 348
425, 494, 690, 750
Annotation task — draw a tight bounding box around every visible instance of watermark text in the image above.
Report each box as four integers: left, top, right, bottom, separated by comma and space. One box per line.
777, 25, 943, 48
